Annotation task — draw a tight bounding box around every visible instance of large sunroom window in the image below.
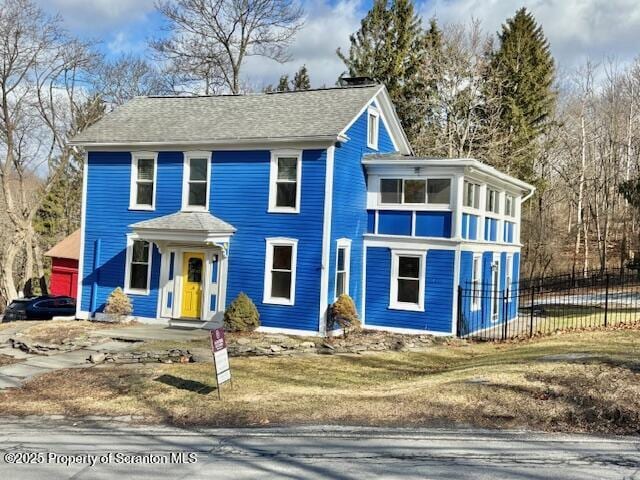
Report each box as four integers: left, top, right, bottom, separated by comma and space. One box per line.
380, 178, 451, 206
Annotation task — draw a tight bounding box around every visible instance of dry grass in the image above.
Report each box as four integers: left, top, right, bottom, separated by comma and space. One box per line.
0, 354, 19, 366
19, 320, 129, 345
1, 327, 639, 434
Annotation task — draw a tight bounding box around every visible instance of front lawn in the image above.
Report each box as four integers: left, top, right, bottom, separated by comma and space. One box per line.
1, 327, 639, 434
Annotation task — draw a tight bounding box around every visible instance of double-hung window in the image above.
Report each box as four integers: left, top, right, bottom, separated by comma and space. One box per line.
125, 238, 152, 294
390, 251, 425, 311
182, 152, 211, 210
130, 152, 157, 210
269, 150, 301, 213
335, 239, 351, 297
471, 254, 482, 311
367, 107, 379, 150
264, 238, 297, 305
463, 181, 480, 209
486, 188, 499, 214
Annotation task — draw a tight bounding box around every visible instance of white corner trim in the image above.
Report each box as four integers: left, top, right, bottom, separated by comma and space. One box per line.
123, 234, 153, 296
181, 151, 212, 212
389, 249, 426, 312
334, 238, 352, 300
263, 237, 298, 306
268, 149, 302, 214
366, 106, 380, 150
76, 152, 89, 318
129, 151, 158, 211
318, 145, 335, 335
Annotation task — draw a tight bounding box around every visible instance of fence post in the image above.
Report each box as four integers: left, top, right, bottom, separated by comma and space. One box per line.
529, 287, 535, 337
604, 273, 609, 328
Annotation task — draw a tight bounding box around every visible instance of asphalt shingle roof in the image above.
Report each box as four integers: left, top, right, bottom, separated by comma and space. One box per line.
130, 212, 236, 234
72, 85, 383, 145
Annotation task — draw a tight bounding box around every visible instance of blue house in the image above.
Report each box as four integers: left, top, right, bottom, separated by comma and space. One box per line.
71, 84, 534, 336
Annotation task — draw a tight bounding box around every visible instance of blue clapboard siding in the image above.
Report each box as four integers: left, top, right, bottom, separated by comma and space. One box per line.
211, 150, 326, 332
364, 247, 454, 333
462, 213, 478, 240
81, 149, 326, 331
415, 211, 452, 238
484, 218, 498, 241
367, 210, 376, 233
377, 211, 412, 235
81, 151, 183, 317
328, 101, 396, 311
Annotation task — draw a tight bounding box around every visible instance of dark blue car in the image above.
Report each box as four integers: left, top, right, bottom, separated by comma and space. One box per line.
2, 296, 76, 321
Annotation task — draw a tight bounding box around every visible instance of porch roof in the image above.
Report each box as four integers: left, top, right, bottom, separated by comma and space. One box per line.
129, 211, 236, 245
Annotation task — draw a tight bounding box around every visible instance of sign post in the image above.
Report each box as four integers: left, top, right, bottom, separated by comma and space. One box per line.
201, 313, 232, 400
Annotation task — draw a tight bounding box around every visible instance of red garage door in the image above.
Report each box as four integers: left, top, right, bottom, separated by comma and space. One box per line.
50, 257, 79, 299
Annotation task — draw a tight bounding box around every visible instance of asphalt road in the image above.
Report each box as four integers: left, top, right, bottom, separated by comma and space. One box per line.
0, 418, 639, 479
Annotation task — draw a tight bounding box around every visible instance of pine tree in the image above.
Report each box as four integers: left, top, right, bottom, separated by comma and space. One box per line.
292, 65, 311, 90
491, 8, 556, 182
276, 74, 291, 92
337, 0, 427, 142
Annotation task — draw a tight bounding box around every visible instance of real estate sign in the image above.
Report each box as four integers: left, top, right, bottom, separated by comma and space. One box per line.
209, 327, 231, 397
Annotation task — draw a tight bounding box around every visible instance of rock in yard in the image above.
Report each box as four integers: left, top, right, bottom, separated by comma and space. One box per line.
88, 353, 106, 364
269, 344, 282, 353
300, 341, 315, 349
236, 337, 251, 345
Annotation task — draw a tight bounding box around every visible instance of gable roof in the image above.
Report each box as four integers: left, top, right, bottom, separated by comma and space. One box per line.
130, 211, 236, 234
44, 229, 81, 261
70, 85, 411, 153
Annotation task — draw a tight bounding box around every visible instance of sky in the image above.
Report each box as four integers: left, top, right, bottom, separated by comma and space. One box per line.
34, 0, 640, 89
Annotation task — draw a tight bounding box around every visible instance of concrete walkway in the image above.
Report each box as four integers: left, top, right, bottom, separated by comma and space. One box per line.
90, 324, 208, 342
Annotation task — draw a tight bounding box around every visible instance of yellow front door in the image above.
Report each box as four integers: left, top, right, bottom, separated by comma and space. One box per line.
181, 252, 204, 319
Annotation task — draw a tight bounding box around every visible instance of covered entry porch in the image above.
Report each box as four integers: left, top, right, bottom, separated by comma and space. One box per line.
130, 212, 236, 325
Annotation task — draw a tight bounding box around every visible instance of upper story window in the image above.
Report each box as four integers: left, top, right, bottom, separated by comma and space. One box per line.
129, 152, 157, 210
335, 239, 351, 298
505, 194, 516, 217
269, 150, 301, 213
182, 152, 211, 211
125, 238, 152, 295
380, 178, 452, 206
390, 250, 425, 311
263, 237, 298, 305
463, 181, 480, 209
367, 107, 379, 150
486, 188, 499, 214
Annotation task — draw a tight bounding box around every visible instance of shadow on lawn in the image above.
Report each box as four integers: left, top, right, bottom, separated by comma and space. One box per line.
154, 374, 216, 394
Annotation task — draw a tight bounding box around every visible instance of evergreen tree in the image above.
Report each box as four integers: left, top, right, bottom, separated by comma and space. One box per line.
292, 65, 311, 90
337, 0, 427, 142
276, 74, 291, 92
490, 7, 556, 182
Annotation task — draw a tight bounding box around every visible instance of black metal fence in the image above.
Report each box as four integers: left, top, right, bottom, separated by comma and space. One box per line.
457, 268, 640, 341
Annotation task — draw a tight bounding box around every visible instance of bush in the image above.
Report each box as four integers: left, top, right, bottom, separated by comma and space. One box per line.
224, 292, 260, 332
328, 294, 361, 337
104, 287, 133, 322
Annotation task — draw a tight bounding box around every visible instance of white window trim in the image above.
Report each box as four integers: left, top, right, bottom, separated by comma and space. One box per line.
334, 238, 352, 299
471, 253, 482, 311
367, 106, 379, 150
268, 149, 302, 214
506, 253, 513, 301
486, 188, 500, 214
181, 151, 212, 212
263, 237, 298, 306
124, 235, 153, 296
378, 176, 452, 208
129, 152, 157, 211
389, 249, 426, 312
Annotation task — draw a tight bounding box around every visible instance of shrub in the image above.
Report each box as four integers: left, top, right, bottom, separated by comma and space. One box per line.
224, 292, 260, 332
104, 287, 133, 322
329, 294, 361, 337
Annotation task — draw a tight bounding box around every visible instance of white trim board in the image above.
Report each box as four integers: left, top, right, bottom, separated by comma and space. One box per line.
75, 152, 89, 318
318, 145, 335, 335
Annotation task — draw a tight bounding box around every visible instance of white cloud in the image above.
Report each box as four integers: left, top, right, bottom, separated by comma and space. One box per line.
35, 0, 156, 33
420, 0, 640, 71
243, 0, 363, 89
